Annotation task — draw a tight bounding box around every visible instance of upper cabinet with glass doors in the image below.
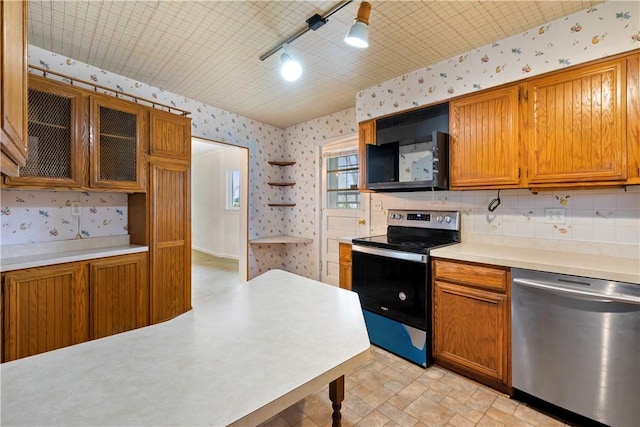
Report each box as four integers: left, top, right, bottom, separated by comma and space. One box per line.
4, 77, 148, 192
90, 94, 147, 191
4, 76, 87, 188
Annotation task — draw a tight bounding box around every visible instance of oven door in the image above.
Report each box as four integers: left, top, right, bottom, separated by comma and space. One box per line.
351, 244, 428, 330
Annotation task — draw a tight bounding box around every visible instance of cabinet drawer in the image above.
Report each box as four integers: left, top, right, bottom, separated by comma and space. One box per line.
433, 259, 508, 292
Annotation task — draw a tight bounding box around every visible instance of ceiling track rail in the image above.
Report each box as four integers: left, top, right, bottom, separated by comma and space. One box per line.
28, 65, 191, 116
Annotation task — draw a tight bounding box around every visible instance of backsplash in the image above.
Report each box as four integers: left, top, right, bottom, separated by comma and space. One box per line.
356, 1, 639, 121
370, 187, 640, 249
0, 190, 128, 245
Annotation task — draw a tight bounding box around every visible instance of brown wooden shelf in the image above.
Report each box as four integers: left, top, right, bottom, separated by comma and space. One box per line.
268, 182, 295, 186
268, 161, 296, 166
268, 203, 296, 207
28, 120, 68, 130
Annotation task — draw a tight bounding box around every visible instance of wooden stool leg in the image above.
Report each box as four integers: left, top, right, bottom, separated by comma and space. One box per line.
329, 375, 345, 427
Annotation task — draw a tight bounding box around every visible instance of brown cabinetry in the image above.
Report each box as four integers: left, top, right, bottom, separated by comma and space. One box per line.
358, 120, 375, 191
2, 253, 149, 362
338, 243, 352, 290
0, 0, 28, 177
149, 161, 191, 323
4, 76, 87, 188
432, 258, 511, 394
3, 262, 89, 362
4, 77, 148, 191
89, 253, 148, 340
90, 94, 147, 191
148, 110, 191, 324
449, 84, 520, 189
627, 52, 640, 184
524, 57, 627, 186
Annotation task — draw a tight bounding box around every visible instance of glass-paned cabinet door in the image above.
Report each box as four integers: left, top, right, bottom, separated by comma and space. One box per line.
4, 76, 86, 188
90, 95, 147, 191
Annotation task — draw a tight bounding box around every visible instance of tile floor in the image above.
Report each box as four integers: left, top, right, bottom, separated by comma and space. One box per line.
257, 345, 567, 427
192, 251, 566, 427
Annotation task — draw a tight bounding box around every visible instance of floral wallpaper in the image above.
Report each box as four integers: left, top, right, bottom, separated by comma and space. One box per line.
20, 1, 640, 280
356, 1, 639, 121
27, 45, 286, 278
1, 190, 128, 245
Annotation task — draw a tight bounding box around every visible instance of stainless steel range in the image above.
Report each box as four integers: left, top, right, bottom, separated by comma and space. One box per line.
351, 209, 460, 367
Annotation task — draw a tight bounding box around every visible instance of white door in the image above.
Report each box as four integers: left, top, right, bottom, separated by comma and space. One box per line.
320, 139, 370, 286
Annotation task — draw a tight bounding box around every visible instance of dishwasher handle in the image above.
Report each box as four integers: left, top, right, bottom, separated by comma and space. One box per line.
513, 278, 640, 305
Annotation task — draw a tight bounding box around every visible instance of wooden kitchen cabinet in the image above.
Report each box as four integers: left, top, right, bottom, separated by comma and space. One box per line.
2, 262, 89, 362
150, 109, 190, 160
627, 52, 640, 184
4, 76, 88, 188
432, 258, 511, 394
0, 0, 28, 177
338, 243, 352, 290
149, 161, 191, 323
90, 94, 147, 191
449, 84, 521, 189
89, 253, 149, 340
524, 57, 627, 186
358, 120, 375, 192
146, 110, 191, 324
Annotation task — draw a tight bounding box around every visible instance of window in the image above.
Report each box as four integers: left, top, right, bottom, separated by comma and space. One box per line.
326, 153, 360, 209
227, 170, 240, 209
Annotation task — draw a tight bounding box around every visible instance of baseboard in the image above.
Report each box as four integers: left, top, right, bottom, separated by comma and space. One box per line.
192, 245, 239, 261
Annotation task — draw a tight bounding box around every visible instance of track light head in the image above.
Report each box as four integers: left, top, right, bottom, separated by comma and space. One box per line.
345, 2, 371, 48
280, 47, 302, 81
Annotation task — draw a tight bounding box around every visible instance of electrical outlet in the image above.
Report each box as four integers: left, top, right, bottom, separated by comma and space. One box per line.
71, 202, 81, 217
373, 200, 383, 212
545, 208, 565, 224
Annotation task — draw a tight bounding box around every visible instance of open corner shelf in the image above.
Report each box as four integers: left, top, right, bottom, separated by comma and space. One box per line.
268, 182, 295, 187
249, 234, 313, 244
268, 161, 296, 166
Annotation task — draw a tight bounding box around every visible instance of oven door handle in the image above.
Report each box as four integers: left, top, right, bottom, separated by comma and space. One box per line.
352, 244, 428, 263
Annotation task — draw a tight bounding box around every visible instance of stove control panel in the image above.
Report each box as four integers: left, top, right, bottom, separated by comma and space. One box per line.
387, 209, 460, 231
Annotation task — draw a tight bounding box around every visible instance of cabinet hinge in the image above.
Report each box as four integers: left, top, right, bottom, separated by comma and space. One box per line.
518, 89, 521, 102
518, 168, 521, 179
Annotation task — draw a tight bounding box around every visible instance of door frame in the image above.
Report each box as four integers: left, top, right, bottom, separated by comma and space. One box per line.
191, 137, 249, 282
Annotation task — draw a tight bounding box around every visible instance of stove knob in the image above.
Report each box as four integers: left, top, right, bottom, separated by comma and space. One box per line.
436, 215, 444, 222
396, 214, 403, 220
390, 213, 397, 219
444, 215, 452, 223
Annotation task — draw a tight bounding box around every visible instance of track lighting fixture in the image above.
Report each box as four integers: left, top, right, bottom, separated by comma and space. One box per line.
259, 1, 372, 81
344, 2, 371, 48
280, 45, 302, 82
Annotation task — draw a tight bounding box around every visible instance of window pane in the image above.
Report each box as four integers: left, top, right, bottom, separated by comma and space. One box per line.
228, 170, 240, 209
326, 153, 359, 210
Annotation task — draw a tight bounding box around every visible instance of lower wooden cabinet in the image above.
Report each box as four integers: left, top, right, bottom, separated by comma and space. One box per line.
2, 253, 149, 362
432, 258, 511, 394
338, 243, 352, 290
3, 263, 89, 362
89, 253, 148, 340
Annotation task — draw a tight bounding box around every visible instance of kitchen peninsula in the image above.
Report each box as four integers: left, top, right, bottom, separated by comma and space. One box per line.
0, 269, 370, 426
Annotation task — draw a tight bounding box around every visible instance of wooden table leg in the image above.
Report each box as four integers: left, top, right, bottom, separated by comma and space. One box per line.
329, 375, 345, 427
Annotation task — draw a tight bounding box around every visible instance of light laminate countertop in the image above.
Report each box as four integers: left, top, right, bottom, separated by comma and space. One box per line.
0, 236, 148, 272
430, 243, 640, 284
1, 269, 371, 426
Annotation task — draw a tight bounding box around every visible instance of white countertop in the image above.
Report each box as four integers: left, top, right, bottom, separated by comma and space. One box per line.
430, 243, 640, 284
0, 269, 371, 426
0, 236, 148, 272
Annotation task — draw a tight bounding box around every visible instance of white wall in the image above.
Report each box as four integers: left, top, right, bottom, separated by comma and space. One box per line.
192, 146, 242, 259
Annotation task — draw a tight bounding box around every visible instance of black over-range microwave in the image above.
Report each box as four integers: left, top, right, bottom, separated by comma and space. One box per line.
366, 103, 449, 192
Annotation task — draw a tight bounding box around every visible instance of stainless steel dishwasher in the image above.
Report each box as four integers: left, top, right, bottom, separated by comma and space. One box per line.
512, 268, 640, 427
